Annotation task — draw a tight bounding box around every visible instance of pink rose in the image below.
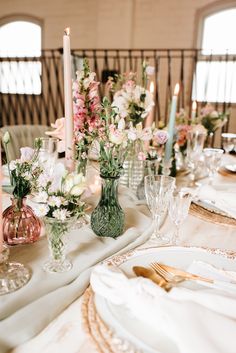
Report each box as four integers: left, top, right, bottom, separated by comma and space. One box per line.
153, 130, 168, 145
46, 118, 65, 141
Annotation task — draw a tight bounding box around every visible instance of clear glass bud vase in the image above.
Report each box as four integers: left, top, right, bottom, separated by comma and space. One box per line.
91, 176, 125, 238
120, 140, 144, 192
43, 217, 74, 273
3, 197, 41, 245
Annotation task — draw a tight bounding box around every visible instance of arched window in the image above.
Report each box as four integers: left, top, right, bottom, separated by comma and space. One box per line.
193, 6, 236, 103
0, 18, 42, 94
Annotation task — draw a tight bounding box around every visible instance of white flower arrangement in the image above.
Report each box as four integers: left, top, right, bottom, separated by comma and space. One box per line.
34, 170, 86, 221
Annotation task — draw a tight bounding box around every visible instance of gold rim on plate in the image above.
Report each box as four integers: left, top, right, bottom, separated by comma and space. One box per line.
218, 167, 236, 178
81, 245, 236, 352
189, 202, 236, 227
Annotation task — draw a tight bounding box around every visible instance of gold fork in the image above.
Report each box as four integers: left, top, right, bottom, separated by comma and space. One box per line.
150, 262, 236, 294
150, 262, 184, 284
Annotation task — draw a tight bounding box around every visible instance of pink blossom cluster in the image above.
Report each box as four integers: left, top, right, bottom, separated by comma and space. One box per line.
73, 74, 102, 141
176, 124, 192, 147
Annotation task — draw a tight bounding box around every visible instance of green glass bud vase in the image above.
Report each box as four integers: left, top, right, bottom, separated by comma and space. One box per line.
91, 175, 125, 238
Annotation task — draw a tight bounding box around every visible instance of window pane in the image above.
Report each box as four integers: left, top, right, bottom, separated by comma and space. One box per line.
202, 9, 236, 55
0, 21, 41, 94
192, 61, 236, 103
0, 21, 41, 57
0, 61, 41, 94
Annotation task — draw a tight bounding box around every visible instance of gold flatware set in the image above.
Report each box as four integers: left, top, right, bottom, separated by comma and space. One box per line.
133, 262, 236, 293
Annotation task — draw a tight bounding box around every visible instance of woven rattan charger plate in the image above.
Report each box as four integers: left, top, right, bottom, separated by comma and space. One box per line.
189, 202, 236, 227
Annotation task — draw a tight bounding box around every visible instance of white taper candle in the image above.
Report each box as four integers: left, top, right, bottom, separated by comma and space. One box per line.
63, 27, 74, 171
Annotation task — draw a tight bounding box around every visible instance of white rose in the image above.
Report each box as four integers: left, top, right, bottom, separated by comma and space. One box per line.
109, 130, 125, 145
70, 185, 85, 196
20, 147, 35, 163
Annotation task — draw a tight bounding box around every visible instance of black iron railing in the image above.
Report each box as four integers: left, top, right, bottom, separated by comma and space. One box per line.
0, 49, 234, 131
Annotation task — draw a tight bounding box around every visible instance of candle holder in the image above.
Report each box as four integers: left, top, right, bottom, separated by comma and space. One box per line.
162, 158, 173, 176
0, 244, 30, 295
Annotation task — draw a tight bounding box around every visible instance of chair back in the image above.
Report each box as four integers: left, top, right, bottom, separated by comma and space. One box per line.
0, 125, 50, 160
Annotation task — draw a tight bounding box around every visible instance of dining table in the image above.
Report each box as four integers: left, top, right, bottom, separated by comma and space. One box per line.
1, 154, 236, 353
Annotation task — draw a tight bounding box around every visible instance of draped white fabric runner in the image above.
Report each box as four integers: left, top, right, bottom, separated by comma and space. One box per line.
0, 189, 153, 353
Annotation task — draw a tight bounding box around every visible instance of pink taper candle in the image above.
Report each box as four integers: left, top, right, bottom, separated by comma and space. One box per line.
63, 27, 75, 171
0, 143, 3, 253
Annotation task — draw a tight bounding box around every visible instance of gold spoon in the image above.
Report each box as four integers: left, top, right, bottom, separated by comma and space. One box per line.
133, 266, 172, 291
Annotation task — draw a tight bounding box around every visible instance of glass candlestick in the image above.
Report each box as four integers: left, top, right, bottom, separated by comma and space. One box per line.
162, 158, 173, 176
0, 244, 30, 295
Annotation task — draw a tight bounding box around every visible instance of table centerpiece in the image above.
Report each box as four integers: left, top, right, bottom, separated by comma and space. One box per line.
2, 136, 43, 245
34, 170, 86, 273
91, 98, 131, 238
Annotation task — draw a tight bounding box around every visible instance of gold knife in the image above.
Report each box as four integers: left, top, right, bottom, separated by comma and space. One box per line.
160, 263, 217, 283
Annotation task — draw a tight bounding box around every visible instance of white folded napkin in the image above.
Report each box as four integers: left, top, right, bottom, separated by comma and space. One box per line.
197, 184, 236, 219
91, 264, 236, 353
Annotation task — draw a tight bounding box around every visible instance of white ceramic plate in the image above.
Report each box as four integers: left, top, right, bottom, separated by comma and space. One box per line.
94, 246, 236, 353
193, 199, 231, 218
224, 164, 236, 173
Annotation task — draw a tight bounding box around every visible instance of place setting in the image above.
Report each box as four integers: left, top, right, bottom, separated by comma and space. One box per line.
1, 6, 236, 353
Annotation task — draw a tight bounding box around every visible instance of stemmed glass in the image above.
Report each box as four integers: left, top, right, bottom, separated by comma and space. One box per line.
144, 175, 175, 243
186, 131, 206, 186
37, 137, 58, 175
221, 133, 236, 154
168, 192, 192, 245
203, 148, 224, 184
0, 244, 30, 295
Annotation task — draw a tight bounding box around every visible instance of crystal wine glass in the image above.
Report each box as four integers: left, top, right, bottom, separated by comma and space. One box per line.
144, 175, 175, 243
203, 148, 224, 184
186, 131, 206, 186
37, 137, 58, 175
221, 133, 236, 154
168, 192, 192, 245
0, 244, 30, 295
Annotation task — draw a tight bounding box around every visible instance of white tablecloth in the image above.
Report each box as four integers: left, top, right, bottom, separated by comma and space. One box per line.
3, 157, 236, 353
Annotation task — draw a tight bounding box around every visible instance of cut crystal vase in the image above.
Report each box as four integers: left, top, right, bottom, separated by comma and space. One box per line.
91, 175, 125, 238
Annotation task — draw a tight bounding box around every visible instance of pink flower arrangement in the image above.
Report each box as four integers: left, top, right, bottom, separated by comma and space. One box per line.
176, 124, 192, 148
72, 59, 103, 172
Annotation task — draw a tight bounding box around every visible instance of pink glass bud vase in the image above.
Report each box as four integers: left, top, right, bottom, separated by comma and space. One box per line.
3, 197, 41, 245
